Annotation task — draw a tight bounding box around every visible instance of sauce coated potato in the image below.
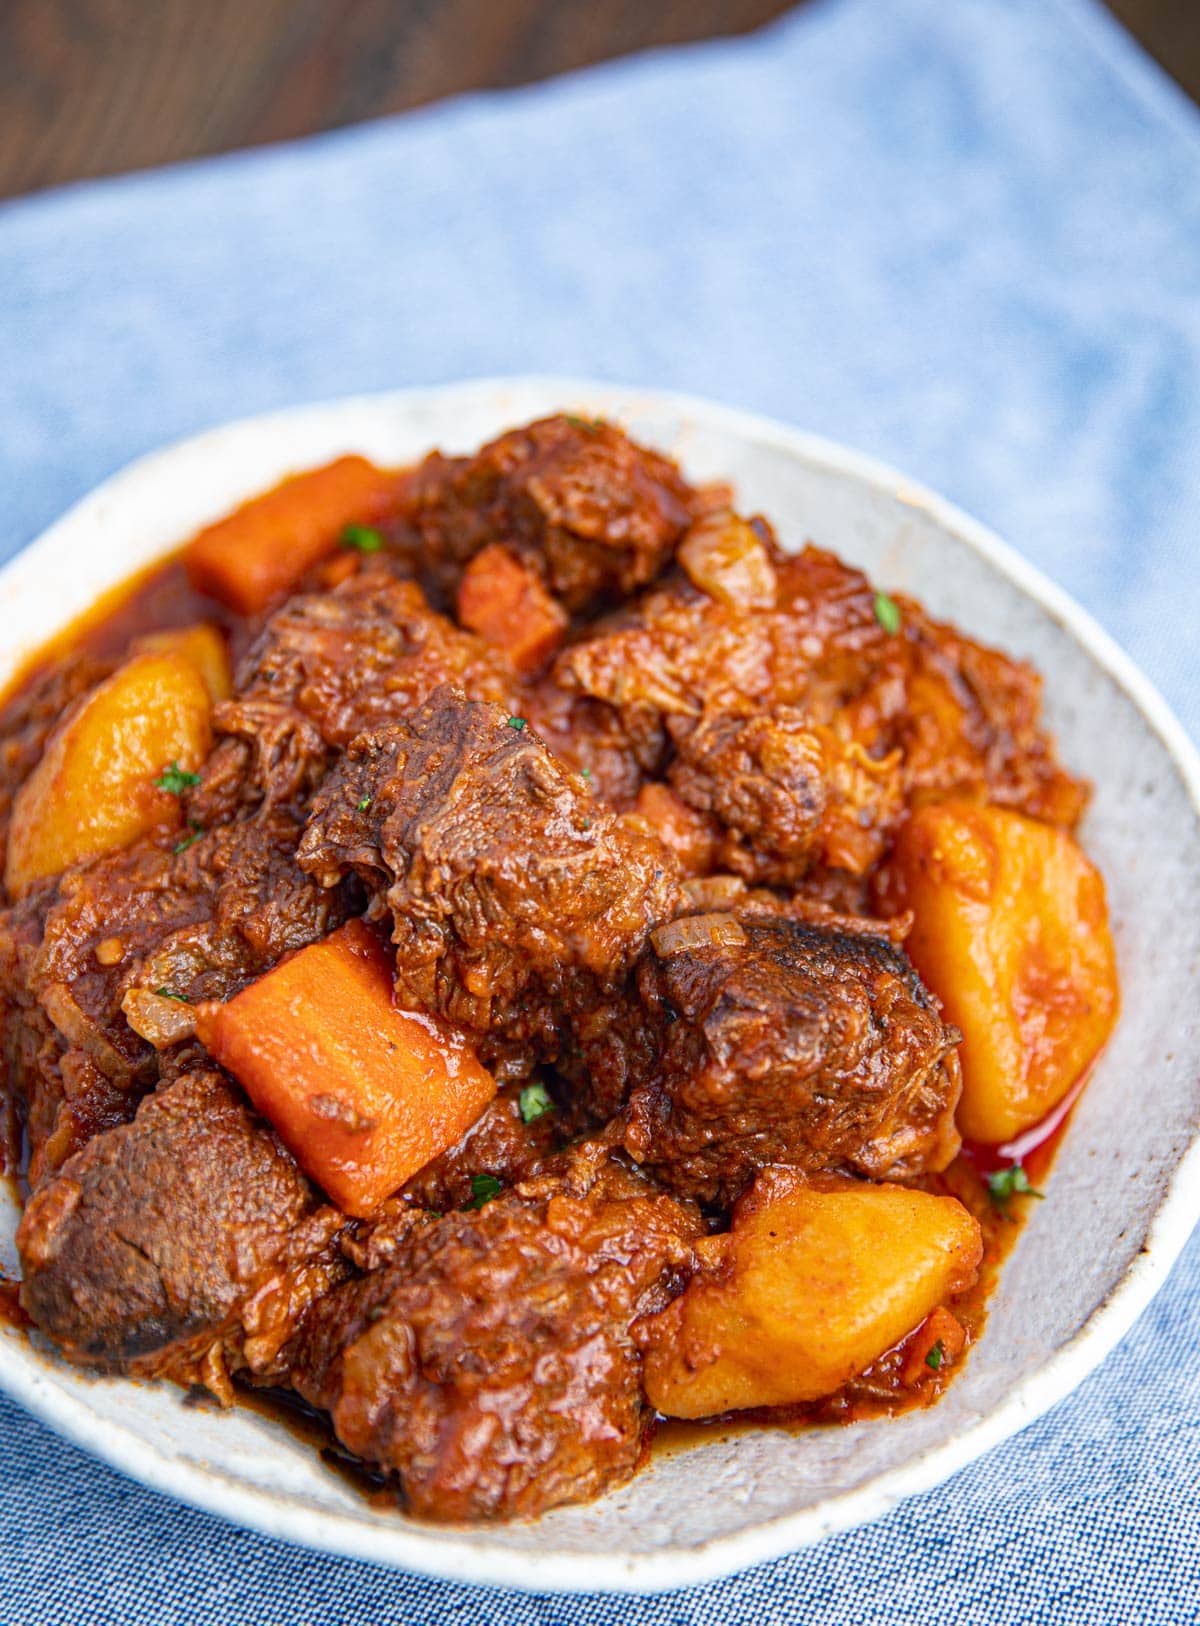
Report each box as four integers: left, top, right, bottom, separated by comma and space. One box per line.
131, 622, 233, 702
5, 652, 212, 896
639, 1170, 982, 1418
891, 801, 1118, 1144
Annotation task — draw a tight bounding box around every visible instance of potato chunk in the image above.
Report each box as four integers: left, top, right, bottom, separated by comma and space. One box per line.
639, 1170, 981, 1418
890, 801, 1118, 1144
5, 652, 212, 896
131, 622, 233, 702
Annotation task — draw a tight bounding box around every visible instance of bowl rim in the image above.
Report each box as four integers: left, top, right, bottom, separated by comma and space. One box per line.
3, 374, 1200, 1595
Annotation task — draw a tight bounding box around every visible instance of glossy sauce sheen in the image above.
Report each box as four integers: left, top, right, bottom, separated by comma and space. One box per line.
0, 555, 1058, 1411
0, 420, 1106, 1523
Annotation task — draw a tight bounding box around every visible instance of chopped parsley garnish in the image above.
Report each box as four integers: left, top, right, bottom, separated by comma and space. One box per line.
357, 794, 373, 812
154, 761, 202, 796
564, 414, 602, 434
154, 987, 190, 1003
519, 1082, 554, 1123
987, 1163, 1044, 1207
173, 821, 205, 855
506, 715, 527, 731
926, 1339, 945, 1371
580, 766, 592, 779
467, 1173, 503, 1210
873, 590, 902, 635
342, 524, 384, 553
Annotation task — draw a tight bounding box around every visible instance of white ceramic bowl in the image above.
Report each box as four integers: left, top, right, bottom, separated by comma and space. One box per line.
2, 379, 1199, 1595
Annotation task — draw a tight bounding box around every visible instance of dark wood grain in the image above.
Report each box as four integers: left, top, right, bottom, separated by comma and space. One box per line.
0, 0, 1197, 200
1105, 0, 1200, 103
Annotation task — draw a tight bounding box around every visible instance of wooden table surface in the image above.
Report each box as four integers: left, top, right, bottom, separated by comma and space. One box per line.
1, 0, 1197, 199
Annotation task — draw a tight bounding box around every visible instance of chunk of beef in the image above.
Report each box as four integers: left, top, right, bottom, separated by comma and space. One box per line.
666, 709, 905, 882
395, 1087, 562, 1216
0, 809, 354, 1185
558, 545, 1087, 841
194, 572, 516, 817
297, 687, 680, 1076
405, 414, 697, 612
522, 681, 659, 808
288, 1146, 700, 1521
16, 1071, 333, 1370
619, 916, 963, 1205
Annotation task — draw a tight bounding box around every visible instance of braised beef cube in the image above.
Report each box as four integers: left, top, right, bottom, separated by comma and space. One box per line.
0, 809, 354, 1185
289, 1147, 700, 1521
667, 708, 905, 882
393, 1087, 562, 1218
622, 916, 963, 1205
198, 573, 516, 816
297, 686, 680, 1074
16, 1071, 325, 1367
557, 545, 1086, 829
407, 415, 697, 612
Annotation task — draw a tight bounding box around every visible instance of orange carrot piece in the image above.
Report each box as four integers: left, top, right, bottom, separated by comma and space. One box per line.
633, 782, 720, 876
900, 1306, 967, 1387
456, 543, 569, 673
194, 920, 497, 1217
184, 455, 401, 616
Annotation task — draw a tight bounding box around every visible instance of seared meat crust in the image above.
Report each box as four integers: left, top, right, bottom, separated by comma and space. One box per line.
289, 1146, 700, 1521
194, 572, 517, 818
0, 810, 354, 1185
621, 916, 963, 1205
298, 686, 680, 1074
16, 1071, 326, 1367
405, 414, 697, 612
559, 546, 1087, 845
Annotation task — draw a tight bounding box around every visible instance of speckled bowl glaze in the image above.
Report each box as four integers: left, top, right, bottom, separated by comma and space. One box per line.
2, 379, 1199, 1595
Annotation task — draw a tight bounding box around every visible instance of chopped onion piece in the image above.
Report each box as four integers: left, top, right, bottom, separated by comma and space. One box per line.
651, 913, 748, 957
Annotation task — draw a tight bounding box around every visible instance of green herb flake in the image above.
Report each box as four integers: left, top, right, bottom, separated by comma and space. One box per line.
467, 1173, 503, 1210
564, 414, 602, 434
173, 821, 205, 855
357, 794, 373, 812
873, 590, 902, 635
155, 760, 202, 796
342, 524, 384, 554
506, 715, 527, 732
925, 1339, 945, 1371
154, 987, 190, 1004
519, 1082, 555, 1124
580, 766, 592, 780
986, 1163, 1045, 1207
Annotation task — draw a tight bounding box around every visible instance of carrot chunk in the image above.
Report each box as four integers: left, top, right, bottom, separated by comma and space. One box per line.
899, 1306, 967, 1387
184, 456, 401, 615
194, 920, 497, 1216
456, 543, 569, 673
632, 782, 721, 875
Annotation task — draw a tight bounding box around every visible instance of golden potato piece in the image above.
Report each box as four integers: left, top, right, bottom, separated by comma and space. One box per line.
639, 1170, 982, 1418
5, 652, 212, 896
891, 801, 1118, 1144
131, 622, 232, 702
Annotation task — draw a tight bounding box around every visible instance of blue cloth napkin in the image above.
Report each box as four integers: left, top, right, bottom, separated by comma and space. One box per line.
3, 0, 1200, 1618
